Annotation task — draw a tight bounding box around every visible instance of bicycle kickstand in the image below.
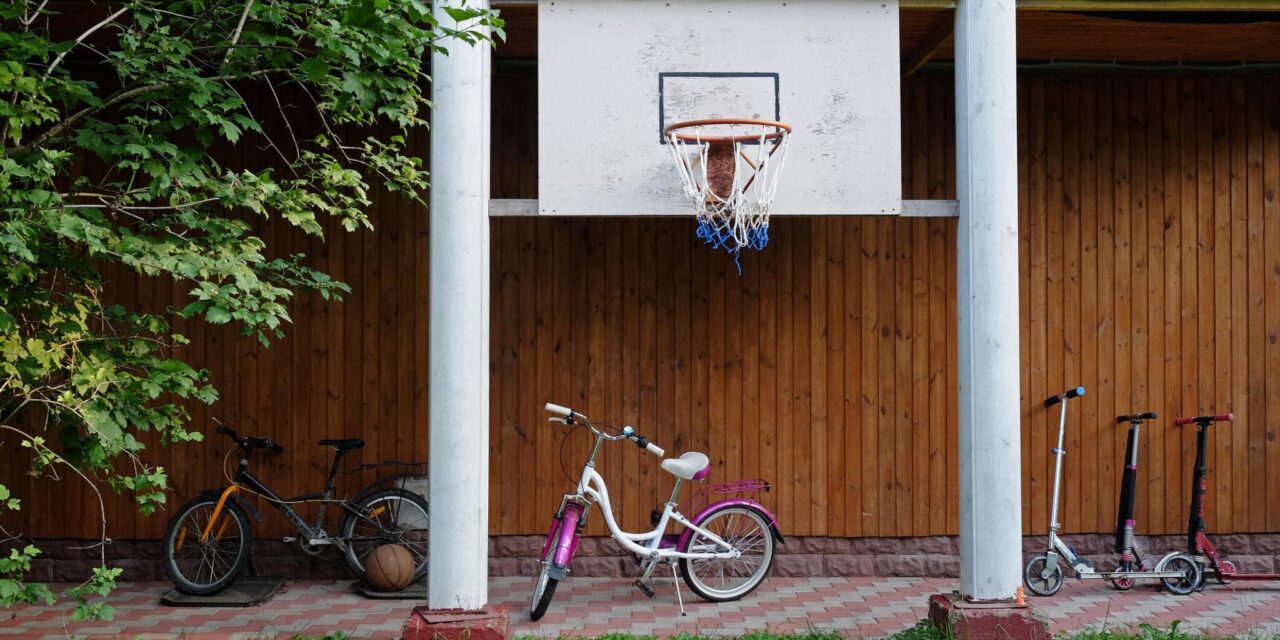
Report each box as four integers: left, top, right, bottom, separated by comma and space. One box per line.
668, 560, 687, 616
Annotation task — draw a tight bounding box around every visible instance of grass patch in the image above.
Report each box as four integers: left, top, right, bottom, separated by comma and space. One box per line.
512, 632, 847, 640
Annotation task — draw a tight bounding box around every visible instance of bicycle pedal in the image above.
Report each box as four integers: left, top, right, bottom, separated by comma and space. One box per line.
282, 536, 298, 543
633, 580, 655, 598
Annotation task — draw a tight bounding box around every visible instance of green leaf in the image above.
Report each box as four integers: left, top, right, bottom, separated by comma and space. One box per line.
205, 307, 232, 324
300, 58, 331, 82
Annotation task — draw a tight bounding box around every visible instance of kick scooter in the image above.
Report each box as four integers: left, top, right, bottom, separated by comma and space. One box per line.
1023, 386, 1202, 596
1177, 412, 1279, 587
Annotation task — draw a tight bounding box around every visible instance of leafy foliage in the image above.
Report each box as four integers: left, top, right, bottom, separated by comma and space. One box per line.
0, 0, 500, 617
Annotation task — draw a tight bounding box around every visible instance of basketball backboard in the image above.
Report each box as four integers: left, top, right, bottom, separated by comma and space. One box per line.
537, 0, 902, 216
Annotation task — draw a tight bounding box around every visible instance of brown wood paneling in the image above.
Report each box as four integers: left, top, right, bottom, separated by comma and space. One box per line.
8, 74, 1280, 542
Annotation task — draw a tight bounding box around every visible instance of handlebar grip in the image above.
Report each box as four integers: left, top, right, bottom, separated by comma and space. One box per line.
645, 442, 665, 457
1044, 386, 1084, 407
1176, 413, 1234, 426
544, 402, 572, 418
1117, 411, 1158, 424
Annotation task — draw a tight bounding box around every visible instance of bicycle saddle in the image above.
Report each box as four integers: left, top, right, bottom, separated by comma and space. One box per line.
318, 438, 364, 451
660, 452, 710, 481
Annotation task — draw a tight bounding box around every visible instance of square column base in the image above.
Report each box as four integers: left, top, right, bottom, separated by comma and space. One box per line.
403, 606, 509, 640
927, 593, 1050, 640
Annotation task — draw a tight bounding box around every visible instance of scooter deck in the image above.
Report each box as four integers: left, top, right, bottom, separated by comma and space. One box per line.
1076, 570, 1192, 580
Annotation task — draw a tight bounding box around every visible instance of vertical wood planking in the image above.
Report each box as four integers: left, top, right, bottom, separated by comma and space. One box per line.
15, 76, 1280, 541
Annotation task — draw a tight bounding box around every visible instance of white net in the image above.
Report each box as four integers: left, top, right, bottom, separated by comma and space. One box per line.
665, 120, 791, 260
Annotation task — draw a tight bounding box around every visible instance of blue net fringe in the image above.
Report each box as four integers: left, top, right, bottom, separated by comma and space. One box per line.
695, 219, 769, 274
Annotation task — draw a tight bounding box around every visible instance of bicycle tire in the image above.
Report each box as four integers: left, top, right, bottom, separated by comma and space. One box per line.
678, 504, 776, 602
339, 488, 430, 583
162, 494, 253, 595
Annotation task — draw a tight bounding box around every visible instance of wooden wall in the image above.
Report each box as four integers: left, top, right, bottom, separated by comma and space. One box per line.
5, 73, 1280, 542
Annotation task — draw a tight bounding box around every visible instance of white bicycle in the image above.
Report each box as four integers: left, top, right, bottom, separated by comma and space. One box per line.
529, 402, 783, 621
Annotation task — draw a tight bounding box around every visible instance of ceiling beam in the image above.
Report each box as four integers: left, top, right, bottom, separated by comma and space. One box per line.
902, 18, 955, 76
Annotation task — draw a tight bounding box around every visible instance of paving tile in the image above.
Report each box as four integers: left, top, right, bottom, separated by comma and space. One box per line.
4, 577, 1279, 638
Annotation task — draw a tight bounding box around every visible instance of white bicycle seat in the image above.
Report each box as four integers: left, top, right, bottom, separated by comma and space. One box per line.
661, 452, 710, 481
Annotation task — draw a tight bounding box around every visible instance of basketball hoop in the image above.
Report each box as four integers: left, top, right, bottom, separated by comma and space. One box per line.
665, 118, 792, 262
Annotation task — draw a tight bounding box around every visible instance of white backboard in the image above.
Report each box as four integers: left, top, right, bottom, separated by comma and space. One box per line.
537, 0, 902, 216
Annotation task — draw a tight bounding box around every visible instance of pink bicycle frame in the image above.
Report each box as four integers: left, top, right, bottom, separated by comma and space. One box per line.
542, 479, 780, 571
542, 502, 584, 568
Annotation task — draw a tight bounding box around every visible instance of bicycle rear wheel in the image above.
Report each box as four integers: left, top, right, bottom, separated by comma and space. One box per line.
340, 488, 430, 583
162, 495, 252, 595
678, 505, 775, 602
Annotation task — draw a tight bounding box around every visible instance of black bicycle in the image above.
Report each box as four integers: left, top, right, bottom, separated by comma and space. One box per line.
162, 419, 429, 595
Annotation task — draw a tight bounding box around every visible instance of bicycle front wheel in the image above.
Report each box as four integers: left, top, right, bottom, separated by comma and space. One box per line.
162, 494, 253, 595
678, 505, 775, 602
340, 488, 430, 583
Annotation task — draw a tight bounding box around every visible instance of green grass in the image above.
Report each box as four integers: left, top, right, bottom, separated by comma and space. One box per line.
286, 621, 1276, 640
877, 619, 1280, 640
512, 632, 846, 640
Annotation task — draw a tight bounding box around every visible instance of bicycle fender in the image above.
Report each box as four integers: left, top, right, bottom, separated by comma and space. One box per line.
679, 498, 784, 551
198, 486, 263, 523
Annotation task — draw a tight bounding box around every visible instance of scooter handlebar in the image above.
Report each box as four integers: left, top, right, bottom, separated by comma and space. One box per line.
1044, 386, 1085, 407
1116, 411, 1158, 424
1175, 413, 1233, 426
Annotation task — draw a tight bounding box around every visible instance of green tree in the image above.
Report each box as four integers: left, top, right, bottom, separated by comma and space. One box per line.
0, 0, 501, 619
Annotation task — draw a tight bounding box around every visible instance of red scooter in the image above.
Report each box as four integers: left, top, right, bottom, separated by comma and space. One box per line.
1178, 412, 1280, 587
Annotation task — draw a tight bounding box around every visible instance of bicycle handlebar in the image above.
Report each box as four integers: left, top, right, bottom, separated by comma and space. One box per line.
544, 402, 573, 418
213, 418, 284, 453
1044, 386, 1085, 407
1116, 411, 1158, 423
1175, 413, 1233, 426
545, 402, 666, 458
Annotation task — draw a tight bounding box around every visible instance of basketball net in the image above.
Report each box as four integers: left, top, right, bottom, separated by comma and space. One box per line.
665, 120, 791, 268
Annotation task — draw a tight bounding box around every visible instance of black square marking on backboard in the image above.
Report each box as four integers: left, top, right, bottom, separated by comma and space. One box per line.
657, 72, 781, 144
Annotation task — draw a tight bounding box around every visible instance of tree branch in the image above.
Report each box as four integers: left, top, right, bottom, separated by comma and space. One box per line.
6, 69, 287, 157
42, 6, 130, 81
224, 0, 257, 63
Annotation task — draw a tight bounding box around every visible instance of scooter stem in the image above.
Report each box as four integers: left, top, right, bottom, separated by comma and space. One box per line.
1048, 397, 1069, 533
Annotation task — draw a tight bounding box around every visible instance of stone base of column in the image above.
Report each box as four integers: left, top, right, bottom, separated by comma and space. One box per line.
927, 592, 1050, 640
403, 606, 509, 640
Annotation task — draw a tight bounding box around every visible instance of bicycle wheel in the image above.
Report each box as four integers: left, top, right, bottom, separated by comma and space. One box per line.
678, 505, 775, 602
529, 520, 562, 622
1023, 555, 1064, 596
1156, 553, 1202, 595
162, 494, 252, 595
340, 488, 430, 583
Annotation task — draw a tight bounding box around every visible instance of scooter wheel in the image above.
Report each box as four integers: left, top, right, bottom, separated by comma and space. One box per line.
1215, 559, 1237, 586
1023, 555, 1064, 597
1156, 554, 1203, 596
1110, 576, 1135, 590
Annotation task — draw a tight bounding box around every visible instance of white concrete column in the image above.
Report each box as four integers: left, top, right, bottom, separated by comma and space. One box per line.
427, 0, 491, 611
954, 0, 1022, 602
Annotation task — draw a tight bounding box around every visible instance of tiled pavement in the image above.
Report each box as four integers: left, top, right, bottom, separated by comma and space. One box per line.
4, 577, 1280, 639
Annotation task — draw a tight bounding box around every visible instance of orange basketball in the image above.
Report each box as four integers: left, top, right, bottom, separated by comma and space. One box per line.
364, 544, 415, 591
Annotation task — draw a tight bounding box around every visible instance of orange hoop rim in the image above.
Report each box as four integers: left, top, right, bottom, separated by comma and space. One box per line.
664, 118, 792, 144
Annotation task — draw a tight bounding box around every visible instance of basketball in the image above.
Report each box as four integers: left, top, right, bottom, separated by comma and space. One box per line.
364, 544, 415, 591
